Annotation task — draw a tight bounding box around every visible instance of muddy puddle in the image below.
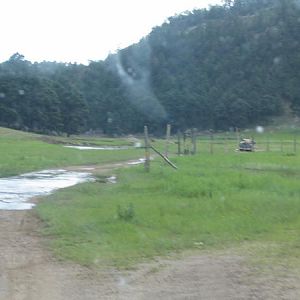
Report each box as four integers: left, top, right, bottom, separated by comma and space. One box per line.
0, 169, 93, 210
0, 157, 147, 211
128, 158, 146, 165
64, 145, 131, 150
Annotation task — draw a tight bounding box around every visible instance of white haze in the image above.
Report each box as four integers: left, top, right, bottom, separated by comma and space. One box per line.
113, 42, 167, 120
0, 0, 222, 64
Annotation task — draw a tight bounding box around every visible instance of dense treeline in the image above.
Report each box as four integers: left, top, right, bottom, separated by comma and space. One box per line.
0, 0, 300, 135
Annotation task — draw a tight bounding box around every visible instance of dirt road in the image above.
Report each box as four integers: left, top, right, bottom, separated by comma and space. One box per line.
1, 163, 300, 299
2, 209, 300, 300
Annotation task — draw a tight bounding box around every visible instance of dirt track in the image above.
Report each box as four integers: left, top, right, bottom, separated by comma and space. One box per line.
1, 163, 300, 299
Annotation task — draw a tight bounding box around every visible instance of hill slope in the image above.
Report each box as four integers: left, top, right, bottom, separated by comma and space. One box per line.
0, 0, 300, 133
111, 0, 300, 130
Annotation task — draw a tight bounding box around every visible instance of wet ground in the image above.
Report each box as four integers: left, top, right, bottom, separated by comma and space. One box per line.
64, 145, 132, 150
0, 169, 93, 210
0, 158, 146, 211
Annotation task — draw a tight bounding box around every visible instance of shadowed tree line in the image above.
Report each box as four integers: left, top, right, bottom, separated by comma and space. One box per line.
0, 0, 300, 135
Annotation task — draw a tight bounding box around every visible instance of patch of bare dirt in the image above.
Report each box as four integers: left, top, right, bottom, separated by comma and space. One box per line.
1, 162, 300, 299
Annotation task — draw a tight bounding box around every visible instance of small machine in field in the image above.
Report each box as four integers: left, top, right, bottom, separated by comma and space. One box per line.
239, 138, 255, 151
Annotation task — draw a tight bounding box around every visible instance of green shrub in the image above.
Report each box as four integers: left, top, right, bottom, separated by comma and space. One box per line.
117, 203, 135, 222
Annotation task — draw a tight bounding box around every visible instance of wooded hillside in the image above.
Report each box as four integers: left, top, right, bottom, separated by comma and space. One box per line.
0, 0, 299, 134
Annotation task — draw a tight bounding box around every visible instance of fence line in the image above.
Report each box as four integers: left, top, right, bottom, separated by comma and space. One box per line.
173, 132, 298, 155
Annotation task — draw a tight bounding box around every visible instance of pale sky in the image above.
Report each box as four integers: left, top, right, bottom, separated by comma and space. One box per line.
0, 0, 223, 64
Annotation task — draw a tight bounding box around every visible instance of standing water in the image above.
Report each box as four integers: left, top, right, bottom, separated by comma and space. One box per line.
64, 145, 131, 150
0, 169, 93, 210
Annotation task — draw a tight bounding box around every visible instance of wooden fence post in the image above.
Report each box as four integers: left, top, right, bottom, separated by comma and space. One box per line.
165, 124, 171, 157
266, 137, 270, 152
183, 132, 188, 155
236, 127, 240, 149
150, 146, 178, 170
210, 130, 214, 154
191, 128, 197, 155
177, 130, 182, 156
144, 125, 150, 172
224, 133, 228, 153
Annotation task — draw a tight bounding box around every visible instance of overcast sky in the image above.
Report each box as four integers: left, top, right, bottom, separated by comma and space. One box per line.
1, 0, 223, 64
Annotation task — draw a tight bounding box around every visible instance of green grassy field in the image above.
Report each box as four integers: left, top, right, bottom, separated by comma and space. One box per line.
0, 127, 143, 176
1, 126, 300, 269
36, 144, 300, 268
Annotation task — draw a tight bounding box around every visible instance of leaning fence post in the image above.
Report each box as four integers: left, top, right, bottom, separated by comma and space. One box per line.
144, 125, 150, 172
